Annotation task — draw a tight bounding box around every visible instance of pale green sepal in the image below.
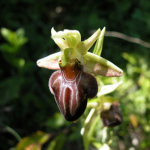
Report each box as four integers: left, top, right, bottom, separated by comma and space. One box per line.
97, 81, 122, 97
77, 29, 101, 55
60, 48, 73, 67
83, 52, 123, 77
51, 28, 69, 50
37, 52, 61, 70
51, 28, 81, 50
93, 27, 106, 56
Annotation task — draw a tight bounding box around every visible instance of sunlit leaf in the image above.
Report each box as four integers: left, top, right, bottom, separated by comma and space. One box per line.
0, 43, 17, 53
97, 81, 122, 97
129, 114, 138, 128
45, 113, 66, 129
122, 52, 137, 65
92, 141, 103, 149
1, 28, 18, 46
47, 134, 66, 150
16, 131, 50, 150
1, 27, 28, 51
16, 28, 25, 37
24, 143, 41, 150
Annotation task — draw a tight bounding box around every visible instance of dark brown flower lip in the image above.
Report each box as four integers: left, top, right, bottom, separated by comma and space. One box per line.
100, 102, 123, 127
49, 58, 98, 122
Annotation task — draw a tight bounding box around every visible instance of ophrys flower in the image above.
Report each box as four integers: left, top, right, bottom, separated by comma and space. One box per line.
37, 27, 123, 122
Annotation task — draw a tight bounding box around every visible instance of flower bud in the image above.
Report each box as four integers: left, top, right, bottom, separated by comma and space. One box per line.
100, 102, 123, 127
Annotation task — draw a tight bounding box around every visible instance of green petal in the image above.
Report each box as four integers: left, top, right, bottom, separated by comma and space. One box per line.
37, 52, 61, 70
93, 27, 105, 56
77, 29, 101, 55
83, 52, 123, 77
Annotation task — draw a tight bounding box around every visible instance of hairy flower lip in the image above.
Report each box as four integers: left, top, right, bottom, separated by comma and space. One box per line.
49, 60, 98, 122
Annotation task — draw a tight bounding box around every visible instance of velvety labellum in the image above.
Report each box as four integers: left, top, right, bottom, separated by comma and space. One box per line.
49, 59, 98, 122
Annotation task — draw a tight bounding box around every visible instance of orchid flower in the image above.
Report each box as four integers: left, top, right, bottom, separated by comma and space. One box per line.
37, 27, 123, 122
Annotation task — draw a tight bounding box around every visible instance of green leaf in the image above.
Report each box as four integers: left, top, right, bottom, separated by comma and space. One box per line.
93, 27, 105, 56
23, 143, 41, 150
92, 141, 103, 149
17, 37, 28, 47
1, 28, 18, 46
45, 113, 66, 129
2, 51, 25, 68
47, 134, 66, 150
0, 77, 23, 106
97, 81, 122, 97
1, 28, 28, 49
122, 52, 137, 65
16, 28, 25, 37
0, 43, 17, 53
16, 131, 50, 150
12, 58, 25, 68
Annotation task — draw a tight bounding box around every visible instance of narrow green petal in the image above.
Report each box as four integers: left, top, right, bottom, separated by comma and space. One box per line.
37, 52, 61, 70
93, 27, 106, 56
77, 29, 101, 55
83, 52, 123, 77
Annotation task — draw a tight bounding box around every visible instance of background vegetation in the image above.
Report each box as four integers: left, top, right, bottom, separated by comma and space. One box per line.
0, 0, 150, 149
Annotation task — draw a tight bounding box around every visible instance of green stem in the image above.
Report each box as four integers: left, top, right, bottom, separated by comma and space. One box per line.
83, 132, 89, 150
5, 126, 22, 142
81, 108, 96, 135
88, 115, 99, 138
81, 108, 97, 150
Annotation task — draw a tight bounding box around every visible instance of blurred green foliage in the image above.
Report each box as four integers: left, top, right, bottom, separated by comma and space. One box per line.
0, 28, 27, 68
0, 0, 150, 150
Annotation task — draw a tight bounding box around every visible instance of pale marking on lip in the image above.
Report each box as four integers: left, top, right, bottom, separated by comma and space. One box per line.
62, 84, 73, 115
59, 71, 81, 115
